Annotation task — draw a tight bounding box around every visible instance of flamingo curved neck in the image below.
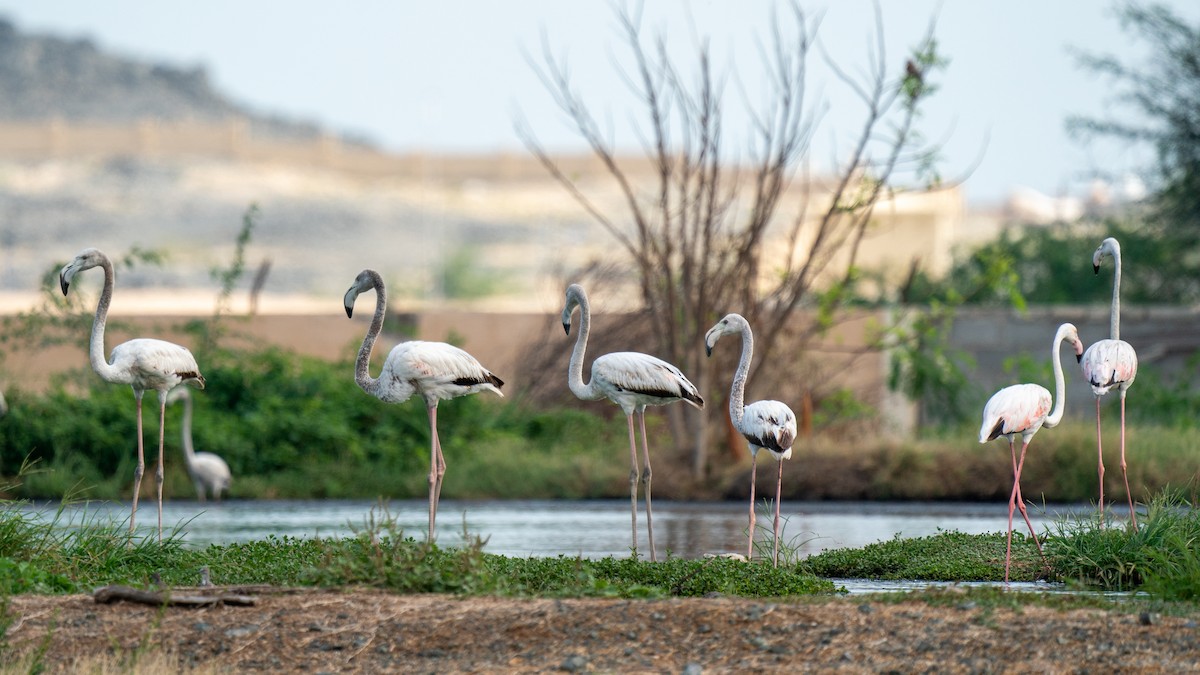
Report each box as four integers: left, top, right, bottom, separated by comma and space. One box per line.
728, 323, 753, 429
88, 256, 122, 383
180, 394, 196, 462
1044, 331, 1070, 428
354, 271, 386, 397
1109, 248, 1122, 341
566, 289, 603, 401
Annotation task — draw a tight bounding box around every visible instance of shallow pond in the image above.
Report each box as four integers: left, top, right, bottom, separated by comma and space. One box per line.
23, 498, 1121, 594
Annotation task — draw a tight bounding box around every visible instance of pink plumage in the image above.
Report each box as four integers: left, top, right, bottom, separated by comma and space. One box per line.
979, 323, 1082, 583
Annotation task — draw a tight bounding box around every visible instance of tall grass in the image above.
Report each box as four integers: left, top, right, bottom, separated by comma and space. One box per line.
1047, 490, 1200, 594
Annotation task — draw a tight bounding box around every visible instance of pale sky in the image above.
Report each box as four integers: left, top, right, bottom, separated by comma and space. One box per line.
0, 0, 1194, 205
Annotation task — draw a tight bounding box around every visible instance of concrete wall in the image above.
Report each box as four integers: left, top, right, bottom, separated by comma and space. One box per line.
951, 305, 1200, 412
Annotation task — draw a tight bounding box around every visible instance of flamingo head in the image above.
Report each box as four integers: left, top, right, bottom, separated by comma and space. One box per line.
561, 284, 586, 335
704, 313, 748, 357
59, 247, 107, 296
1093, 237, 1120, 274
344, 269, 380, 319
1059, 322, 1085, 363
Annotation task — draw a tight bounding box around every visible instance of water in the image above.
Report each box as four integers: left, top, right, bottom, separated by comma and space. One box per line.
21, 498, 1094, 559
22, 498, 1113, 594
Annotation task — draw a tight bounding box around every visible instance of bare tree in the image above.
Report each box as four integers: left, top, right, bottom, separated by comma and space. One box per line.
518, 2, 946, 480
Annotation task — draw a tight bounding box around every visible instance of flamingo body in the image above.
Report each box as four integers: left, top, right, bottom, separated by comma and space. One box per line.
107, 338, 204, 391
705, 313, 796, 565
1080, 339, 1137, 397
561, 284, 702, 561
587, 351, 704, 414
369, 340, 505, 405
60, 247, 204, 542
167, 388, 231, 502
979, 322, 1082, 583
740, 400, 797, 461
979, 383, 1051, 444
344, 269, 503, 541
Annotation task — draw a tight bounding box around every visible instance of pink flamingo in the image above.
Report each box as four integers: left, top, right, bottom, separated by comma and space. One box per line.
60, 248, 206, 542
979, 323, 1083, 583
705, 313, 796, 567
1079, 237, 1139, 530
561, 284, 704, 562
344, 269, 504, 542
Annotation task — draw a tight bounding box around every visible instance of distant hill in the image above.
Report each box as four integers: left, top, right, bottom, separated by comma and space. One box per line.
0, 17, 352, 143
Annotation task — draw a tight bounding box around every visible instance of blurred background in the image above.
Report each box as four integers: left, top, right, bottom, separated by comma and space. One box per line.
1, 0, 1199, 504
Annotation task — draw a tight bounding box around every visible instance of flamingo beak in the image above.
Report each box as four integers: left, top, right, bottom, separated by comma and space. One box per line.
561, 321, 570, 335
59, 274, 70, 296
1093, 264, 1100, 275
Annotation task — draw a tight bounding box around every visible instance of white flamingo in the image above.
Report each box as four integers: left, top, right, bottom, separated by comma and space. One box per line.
60, 248, 205, 542
344, 269, 504, 542
1079, 237, 1139, 530
980, 322, 1083, 583
167, 387, 231, 502
704, 313, 797, 567
561, 284, 704, 562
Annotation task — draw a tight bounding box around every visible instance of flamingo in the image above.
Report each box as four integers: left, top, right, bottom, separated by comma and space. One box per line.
60, 248, 205, 542
167, 387, 232, 502
704, 313, 797, 567
1080, 237, 1139, 530
344, 269, 504, 542
980, 322, 1083, 583
561, 284, 704, 562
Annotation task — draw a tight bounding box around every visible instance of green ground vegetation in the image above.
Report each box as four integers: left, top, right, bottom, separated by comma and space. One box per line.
1, 490, 1199, 604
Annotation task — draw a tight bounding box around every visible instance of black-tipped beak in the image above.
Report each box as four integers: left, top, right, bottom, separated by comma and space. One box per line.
562, 322, 570, 335
1093, 264, 1100, 274
344, 305, 353, 319
1076, 353, 1083, 363
705, 344, 713, 357
59, 274, 69, 296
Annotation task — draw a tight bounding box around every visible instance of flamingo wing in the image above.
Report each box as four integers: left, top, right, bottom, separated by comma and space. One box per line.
592, 351, 704, 409
742, 400, 797, 459
111, 338, 204, 390
381, 341, 504, 403
1081, 339, 1138, 395
979, 383, 1051, 443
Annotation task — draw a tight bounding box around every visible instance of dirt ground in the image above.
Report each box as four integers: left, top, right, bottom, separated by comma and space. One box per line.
6, 587, 1200, 673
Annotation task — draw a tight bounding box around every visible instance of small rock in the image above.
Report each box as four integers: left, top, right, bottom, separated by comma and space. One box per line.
703, 591, 724, 599
650, 612, 666, 621
955, 601, 976, 611
224, 624, 260, 639
559, 654, 588, 672
682, 663, 703, 675
192, 621, 211, 632
697, 624, 712, 634
857, 603, 873, 614
307, 623, 324, 632
1139, 611, 1156, 626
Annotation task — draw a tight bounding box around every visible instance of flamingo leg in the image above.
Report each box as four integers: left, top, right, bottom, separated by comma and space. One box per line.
1095, 396, 1106, 529
638, 410, 657, 562
1012, 441, 1046, 569
625, 412, 639, 559
1119, 391, 1138, 532
426, 404, 445, 543
773, 456, 784, 568
1005, 438, 1020, 584
131, 392, 145, 536
747, 452, 758, 561
155, 394, 167, 543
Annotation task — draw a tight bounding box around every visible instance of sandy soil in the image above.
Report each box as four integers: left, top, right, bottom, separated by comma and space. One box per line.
6, 588, 1199, 673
